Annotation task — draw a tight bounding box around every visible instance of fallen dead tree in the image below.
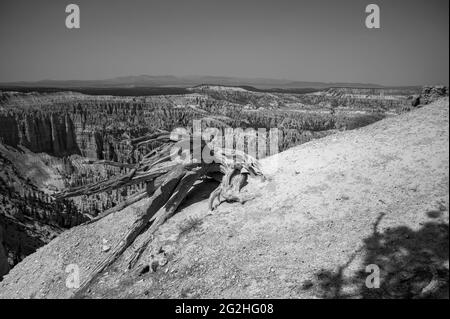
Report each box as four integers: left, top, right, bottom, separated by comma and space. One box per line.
55, 126, 264, 296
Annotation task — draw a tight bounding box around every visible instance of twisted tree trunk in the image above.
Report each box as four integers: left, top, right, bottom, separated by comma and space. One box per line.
72, 166, 187, 297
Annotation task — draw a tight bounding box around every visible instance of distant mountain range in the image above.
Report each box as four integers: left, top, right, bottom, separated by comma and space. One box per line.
0, 75, 387, 89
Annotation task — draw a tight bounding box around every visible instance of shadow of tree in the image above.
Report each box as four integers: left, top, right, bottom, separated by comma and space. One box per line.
178, 179, 220, 210
310, 212, 449, 299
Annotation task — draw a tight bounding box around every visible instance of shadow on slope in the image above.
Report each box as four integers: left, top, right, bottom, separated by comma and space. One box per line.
309, 212, 449, 299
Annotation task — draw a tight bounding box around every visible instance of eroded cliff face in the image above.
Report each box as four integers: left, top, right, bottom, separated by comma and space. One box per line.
0, 115, 20, 147
0, 226, 9, 280
0, 144, 89, 274
0, 111, 123, 161
0, 113, 80, 157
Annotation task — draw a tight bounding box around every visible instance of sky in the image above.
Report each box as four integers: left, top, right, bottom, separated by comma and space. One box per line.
0, 0, 448, 86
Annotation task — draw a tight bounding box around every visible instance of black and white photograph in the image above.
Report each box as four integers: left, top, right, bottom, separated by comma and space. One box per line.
0, 0, 448, 304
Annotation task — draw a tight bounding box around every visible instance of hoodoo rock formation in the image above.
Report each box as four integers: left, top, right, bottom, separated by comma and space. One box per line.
0, 87, 423, 161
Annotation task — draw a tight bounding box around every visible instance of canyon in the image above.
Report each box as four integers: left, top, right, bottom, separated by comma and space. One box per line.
0, 85, 445, 280
0, 95, 447, 298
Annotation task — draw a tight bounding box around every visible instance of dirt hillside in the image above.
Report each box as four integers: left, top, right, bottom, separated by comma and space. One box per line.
0, 98, 448, 299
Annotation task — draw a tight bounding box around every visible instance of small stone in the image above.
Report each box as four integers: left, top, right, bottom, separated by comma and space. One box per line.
151, 260, 159, 272
301, 280, 314, 290
159, 257, 168, 266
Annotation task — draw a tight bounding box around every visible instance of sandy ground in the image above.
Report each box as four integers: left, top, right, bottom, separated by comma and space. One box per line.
0, 98, 448, 299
